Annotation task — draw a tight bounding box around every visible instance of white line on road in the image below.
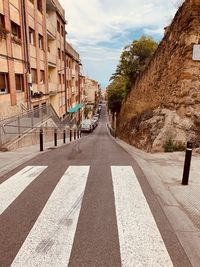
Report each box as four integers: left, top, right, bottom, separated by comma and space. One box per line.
11, 166, 90, 267
111, 166, 174, 267
0, 166, 47, 215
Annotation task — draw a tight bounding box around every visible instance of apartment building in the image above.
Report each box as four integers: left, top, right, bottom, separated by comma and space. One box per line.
0, 0, 29, 119
46, 0, 66, 119
0, 0, 67, 121
66, 41, 83, 123
84, 77, 99, 105
0, 0, 92, 122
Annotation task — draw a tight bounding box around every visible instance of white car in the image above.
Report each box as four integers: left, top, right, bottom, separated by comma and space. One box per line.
80, 120, 93, 133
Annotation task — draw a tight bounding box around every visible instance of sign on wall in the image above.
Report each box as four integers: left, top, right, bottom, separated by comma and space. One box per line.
192, 44, 200, 61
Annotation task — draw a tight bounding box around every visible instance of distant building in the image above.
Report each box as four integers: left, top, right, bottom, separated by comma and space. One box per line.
84, 77, 99, 106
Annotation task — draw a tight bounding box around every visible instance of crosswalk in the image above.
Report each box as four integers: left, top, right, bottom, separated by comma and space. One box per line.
0, 165, 173, 267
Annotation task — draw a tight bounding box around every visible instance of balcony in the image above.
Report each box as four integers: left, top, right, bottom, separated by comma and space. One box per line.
46, 17, 56, 39
71, 87, 75, 94
48, 83, 58, 96
72, 69, 76, 77
48, 52, 57, 67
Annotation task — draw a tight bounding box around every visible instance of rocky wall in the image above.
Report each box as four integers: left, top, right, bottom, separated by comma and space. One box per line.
118, 0, 200, 151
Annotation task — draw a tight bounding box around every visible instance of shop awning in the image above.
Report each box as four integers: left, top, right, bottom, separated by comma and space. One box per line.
68, 103, 84, 113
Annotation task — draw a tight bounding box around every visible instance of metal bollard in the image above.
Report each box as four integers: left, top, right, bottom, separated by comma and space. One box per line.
70, 129, 72, 142
182, 141, 193, 185
79, 129, 82, 138
54, 129, 57, 147
77, 129, 79, 139
74, 129, 76, 140
40, 128, 43, 152
63, 129, 66, 144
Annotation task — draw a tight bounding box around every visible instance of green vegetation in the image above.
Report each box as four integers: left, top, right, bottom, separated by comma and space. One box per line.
163, 137, 186, 152
107, 36, 158, 114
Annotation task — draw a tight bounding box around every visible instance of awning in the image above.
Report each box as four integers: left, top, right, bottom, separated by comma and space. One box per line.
68, 103, 84, 113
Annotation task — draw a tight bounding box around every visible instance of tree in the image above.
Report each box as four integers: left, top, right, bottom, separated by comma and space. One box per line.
107, 77, 126, 114
108, 36, 157, 115
110, 36, 158, 94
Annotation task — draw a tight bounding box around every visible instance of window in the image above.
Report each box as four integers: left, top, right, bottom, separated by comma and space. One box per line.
61, 25, 64, 37
58, 48, 61, 59
0, 14, 5, 28
0, 73, 9, 94
40, 70, 45, 84
57, 20, 60, 33
11, 21, 21, 39
15, 74, 24, 92
58, 73, 61, 84
29, 27, 35, 45
38, 34, 44, 50
37, 0, 42, 13
62, 51, 64, 61
31, 68, 37, 83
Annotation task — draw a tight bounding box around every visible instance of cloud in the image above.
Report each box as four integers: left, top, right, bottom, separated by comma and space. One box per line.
59, 0, 178, 86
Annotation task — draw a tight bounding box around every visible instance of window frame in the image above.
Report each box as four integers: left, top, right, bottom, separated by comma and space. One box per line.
29, 27, 35, 46
15, 74, 24, 92
38, 34, 44, 50
0, 73, 10, 94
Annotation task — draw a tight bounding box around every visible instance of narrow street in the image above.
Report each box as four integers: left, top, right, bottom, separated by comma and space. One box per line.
0, 105, 191, 267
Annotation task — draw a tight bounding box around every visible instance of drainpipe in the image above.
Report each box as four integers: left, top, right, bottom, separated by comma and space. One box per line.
21, 0, 32, 110
64, 30, 67, 115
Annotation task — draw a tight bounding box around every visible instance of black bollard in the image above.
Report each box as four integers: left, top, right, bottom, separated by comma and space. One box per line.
77, 129, 79, 139
54, 129, 57, 147
40, 128, 43, 151
70, 129, 72, 142
79, 129, 82, 138
182, 141, 193, 185
74, 129, 76, 140
63, 129, 66, 144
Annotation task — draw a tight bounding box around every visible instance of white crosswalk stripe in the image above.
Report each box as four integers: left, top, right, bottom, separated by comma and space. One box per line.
0, 166, 47, 215
111, 166, 174, 267
11, 166, 90, 267
0, 165, 174, 266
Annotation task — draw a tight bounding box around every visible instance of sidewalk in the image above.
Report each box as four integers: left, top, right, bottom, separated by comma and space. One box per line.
0, 138, 70, 177
116, 138, 200, 267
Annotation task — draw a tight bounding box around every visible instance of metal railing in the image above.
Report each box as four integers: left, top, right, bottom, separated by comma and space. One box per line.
0, 104, 73, 148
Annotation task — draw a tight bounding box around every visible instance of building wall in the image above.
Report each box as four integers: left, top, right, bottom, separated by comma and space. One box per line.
84, 77, 98, 104
66, 41, 80, 119
46, 0, 66, 118
0, 0, 27, 119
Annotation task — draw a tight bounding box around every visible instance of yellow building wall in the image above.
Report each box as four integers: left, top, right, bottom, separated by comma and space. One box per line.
12, 43, 22, 59
0, 0, 3, 14
27, 0, 34, 17
0, 39, 7, 55
9, 2, 20, 25
0, 58, 8, 72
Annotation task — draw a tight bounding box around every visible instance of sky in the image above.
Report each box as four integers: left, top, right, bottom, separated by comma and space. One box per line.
59, 0, 180, 88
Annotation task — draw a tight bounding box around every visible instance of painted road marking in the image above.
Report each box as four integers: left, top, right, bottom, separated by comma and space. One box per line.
0, 166, 47, 215
11, 166, 90, 267
111, 166, 174, 267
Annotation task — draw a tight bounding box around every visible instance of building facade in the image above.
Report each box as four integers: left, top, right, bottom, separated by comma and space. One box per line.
84, 77, 99, 105
0, 0, 85, 122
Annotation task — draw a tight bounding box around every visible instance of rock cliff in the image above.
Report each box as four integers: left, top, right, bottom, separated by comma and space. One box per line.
117, 0, 200, 152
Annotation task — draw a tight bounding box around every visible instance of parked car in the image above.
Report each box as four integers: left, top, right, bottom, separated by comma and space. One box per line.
91, 117, 98, 128
80, 120, 93, 133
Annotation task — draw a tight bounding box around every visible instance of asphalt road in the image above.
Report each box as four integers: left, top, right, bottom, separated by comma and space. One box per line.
0, 105, 191, 267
